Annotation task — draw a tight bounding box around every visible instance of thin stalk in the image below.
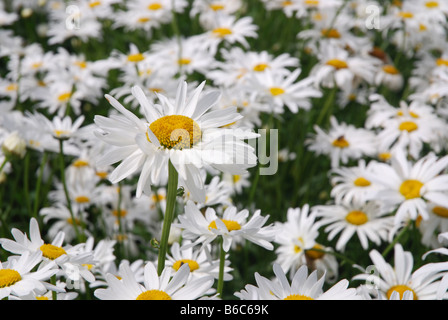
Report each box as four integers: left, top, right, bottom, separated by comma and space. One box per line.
217, 239, 226, 298
24, 151, 31, 215
316, 86, 338, 128
33, 151, 48, 220
58, 139, 82, 243
157, 160, 178, 275
382, 222, 411, 258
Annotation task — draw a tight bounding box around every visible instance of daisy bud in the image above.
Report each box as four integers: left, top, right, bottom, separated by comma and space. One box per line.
2, 132, 27, 159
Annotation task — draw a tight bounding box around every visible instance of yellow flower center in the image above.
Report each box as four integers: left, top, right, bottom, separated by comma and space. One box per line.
136, 289, 172, 300
75, 61, 87, 69
332, 136, 350, 148
253, 63, 269, 72
378, 152, 391, 161
112, 209, 128, 218
127, 53, 145, 62
432, 206, 448, 218
436, 58, 448, 67
53, 130, 70, 137
57, 92, 71, 102
304, 0, 319, 6
321, 28, 341, 39
32, 62, 43, 69
399, 121, 418, 132
382, 65, 400, 75
354, 177, 371, 187
147, 3, 162, 10
72, 159, 89, 167
398, 11, 414, 19
36, 296, 49, 300
345, 210, 369, 225
89, 1, 101, 8
212, 27, 232, 38
208, 219, 241, 231
172, 259, 200, 272
96, 171, 108, 179
210, 4, 224, 11
0, 269, 22, 288
386, 285, 417, 300
40, 244, 67, 260
282, 1, 293, 6
6, 84, 17, 91
326, 59, 348, 70
148, 115, 201, 150
399, 179, 424, 200
305, 244, 325, 260
138, 17, 150, 23
269, 87, 285, 96
233, 175, 241, 183
284, 294, 314, 300
178, 58, 191, 65
67, 217, 81, 225
75, 196, 90, 203
425, 1, 439, 8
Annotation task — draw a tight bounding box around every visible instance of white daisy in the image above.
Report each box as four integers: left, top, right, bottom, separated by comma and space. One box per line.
94, 260, 214, 300
94, 80, 258, 202
0, 251, 58, 300
176, 200, 275, 252
352, 244, 448, 300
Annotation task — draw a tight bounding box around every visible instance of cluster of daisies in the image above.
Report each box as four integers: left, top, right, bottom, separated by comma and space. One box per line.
0, 0, 448, 301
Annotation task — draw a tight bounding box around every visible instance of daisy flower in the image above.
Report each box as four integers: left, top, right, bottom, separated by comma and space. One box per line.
176, 200, 275, 252
165, 240, 233, 281
273, 205, 321, 278
313, 200, 395, 251
306, 116, 377, 168
94, 260, 214, 300
352, 244, 448, 300
419, 202, 448, 248
329, 159, 384, 205
0, 251, 59, 300
369, 150, 448, 225
94, 80, 258, 202
240, 263, 362, 300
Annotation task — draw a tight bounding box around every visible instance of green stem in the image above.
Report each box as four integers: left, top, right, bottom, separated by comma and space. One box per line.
58, 139, 82, 243
24, 151, 32, 215
157, 160, 178, 275
316, 86, 337, 128
33, 151, 48, 220
217, 238, 226, 298
382, 222, 411, 258
51, 275, 57, 300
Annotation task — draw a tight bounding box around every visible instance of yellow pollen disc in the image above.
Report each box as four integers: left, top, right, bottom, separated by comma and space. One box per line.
75, 61, 87, 69
332, 136, 350, 148
304, 0, 319, 6
425, 1, 439, 8
36, 296, 49, 300
284, 294, 314, 300
96, 171, 108, 179
32, 62, 43, 69
147, 3, 162, 10
432, 206, 448, 218
419, 24, 427, 32
398, 11, 414, 18
399, 179, 424, 200
321, 28, 341, 39
138, 17, 150, 23
208, 219, 241, 231
387, 285, 417, 300
212, 27, 232, 37
282, 1, 293, 6
75, 196, 90, 203
345, 210, 368, 225
67, 217, 81, 225
127, 53, 145, 62
57, 92, 71, 102
72, 159, 89, 167
305, 244, 325, 260
294, 245, 302, 253
210, 4, 224, 11
53, 130, 69, 137
269, 87, 285, 96
354, 177, 371, 187
172, 259, 200, 272
233, 175, 241, 183
149, 87, 163, 93
148, 115, 201, 150
436, 59, 448, 67
6, 84, 17, 91
40, 244, 67, 260
112, 209, 128, 218
89, 1, 101, 8
326, 59, 348, 69
399, 121, 418, 132
82, 264, 94, 270
382, 65, 400, 75
0, 269, 22, 288
253, 63, 269, 72
178, 58, 191, 65
378, 152, 391, 161
136, 289, 172, 300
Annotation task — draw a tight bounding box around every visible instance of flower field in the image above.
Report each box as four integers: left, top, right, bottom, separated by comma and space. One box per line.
0, 0, 448, 301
